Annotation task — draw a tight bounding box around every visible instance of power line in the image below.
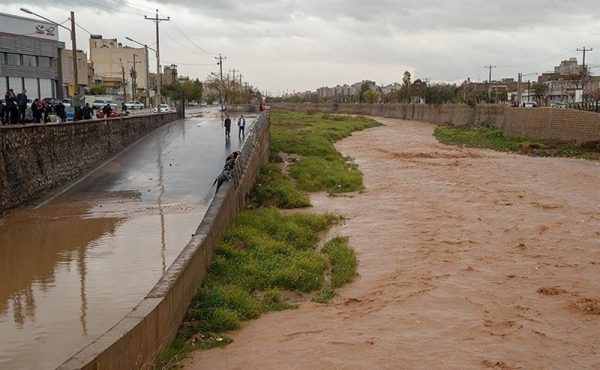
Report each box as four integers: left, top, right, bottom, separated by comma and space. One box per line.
167, 20, 214, 57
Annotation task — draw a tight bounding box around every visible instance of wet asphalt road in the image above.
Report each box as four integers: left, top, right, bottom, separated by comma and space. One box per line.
0, 107, 255, 369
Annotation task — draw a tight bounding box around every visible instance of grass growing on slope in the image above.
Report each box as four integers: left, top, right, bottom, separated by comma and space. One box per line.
434, 125, 600, 160
157, 208, 346, 368
250, 163, 310, 209
270, 110, 381, 194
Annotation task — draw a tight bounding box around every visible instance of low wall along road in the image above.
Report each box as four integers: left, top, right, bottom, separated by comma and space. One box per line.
0, 112, 180, 215
274, 103, 600, 144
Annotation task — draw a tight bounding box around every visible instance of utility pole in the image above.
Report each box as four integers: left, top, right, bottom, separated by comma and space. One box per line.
119, 58, 126, 101
577, 46, 592, 95
485, 65, 496, 100
145, 9, 169, 110
70, 11, 80, 109
215, 53, 226, 112
517, 72, 522, 106
129, 54, 141, 100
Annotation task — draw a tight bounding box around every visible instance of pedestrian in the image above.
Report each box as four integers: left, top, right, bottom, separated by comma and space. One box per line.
212, 164, 232, 193
225, 150, 241, 168
259, 103, 265, 112
81, 103, 93, 120
42, 99, 50, 123
31, 99, 41, 123
223, 114, 231, 137
5, 89, 18, 124
237, 114, 246, 137
16, 89, 28, 123
102, 102, 112, 118
0, 97, 5, 125
55, 101, 66, 123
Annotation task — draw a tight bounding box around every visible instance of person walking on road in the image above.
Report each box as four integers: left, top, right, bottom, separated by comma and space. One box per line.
223, 114, 232, 137
237, 115, 246, 137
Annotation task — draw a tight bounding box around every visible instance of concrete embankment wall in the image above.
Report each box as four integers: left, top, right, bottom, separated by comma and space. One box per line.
274, 103, 600, 144
0, 113, 179, 215
58, 112, 271, 370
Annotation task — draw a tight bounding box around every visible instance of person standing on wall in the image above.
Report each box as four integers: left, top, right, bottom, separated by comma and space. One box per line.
5, 89, 17, 124
237, 114, 246, 137
16, 89, 28, 124
55, 101, 66, 123
81, 103, 93, 120
223, 114, 232, 137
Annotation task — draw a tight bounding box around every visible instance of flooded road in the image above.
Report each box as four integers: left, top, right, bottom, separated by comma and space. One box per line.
0, 108, 255, 369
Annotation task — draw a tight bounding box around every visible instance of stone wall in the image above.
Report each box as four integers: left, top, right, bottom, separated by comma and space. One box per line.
0, 113, 179, 215
274, 103, 600, 144
58, 111, 271, 370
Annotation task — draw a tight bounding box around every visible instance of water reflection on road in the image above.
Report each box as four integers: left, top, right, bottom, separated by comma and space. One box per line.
0, 109, 255, 369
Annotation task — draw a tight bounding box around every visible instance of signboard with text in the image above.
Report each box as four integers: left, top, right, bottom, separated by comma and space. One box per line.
0, 12, 59, 41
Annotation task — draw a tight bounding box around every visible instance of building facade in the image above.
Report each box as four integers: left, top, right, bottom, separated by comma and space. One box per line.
0, 12, 65, 99
89, 35, 149, 101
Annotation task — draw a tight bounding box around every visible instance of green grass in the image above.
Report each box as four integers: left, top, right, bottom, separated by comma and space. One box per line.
434, 125, 600, 160
322, 236, 358, 288
270, 110, 381, 193
250, 163, 310, 209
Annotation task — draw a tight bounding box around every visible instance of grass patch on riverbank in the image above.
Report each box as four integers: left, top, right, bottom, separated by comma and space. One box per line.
156, 209, 349, 369
434, 125, 600, 160
270, 110, 381, 194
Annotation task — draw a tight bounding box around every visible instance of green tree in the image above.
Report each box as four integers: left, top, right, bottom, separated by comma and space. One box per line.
362, 90, 380, 104
162, 78, 203, 103
86, 86, 107, 95
530, 82, 548, 106
359, 83, 370, 103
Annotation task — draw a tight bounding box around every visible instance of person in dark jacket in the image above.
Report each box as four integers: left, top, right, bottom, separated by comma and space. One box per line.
16, 89, 28, 123
55, 101, 66, 123
31, 99, 41, 123
5, 89, 17, 124
0, 98, 5, 125
223, 114, 231, 137
102, 103, 112, 118
81, 103, 93, 120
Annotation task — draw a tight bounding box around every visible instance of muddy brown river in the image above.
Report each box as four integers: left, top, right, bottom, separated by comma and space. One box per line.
0, 109, 254, 369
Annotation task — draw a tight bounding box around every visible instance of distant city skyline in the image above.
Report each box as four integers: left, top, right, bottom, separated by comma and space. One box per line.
4, 1, 600, 94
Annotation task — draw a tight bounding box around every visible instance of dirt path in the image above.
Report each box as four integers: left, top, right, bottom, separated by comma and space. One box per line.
184, 118, 600, 370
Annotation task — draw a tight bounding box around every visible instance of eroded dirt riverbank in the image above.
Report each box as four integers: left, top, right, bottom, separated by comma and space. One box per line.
185, 117, 600, 370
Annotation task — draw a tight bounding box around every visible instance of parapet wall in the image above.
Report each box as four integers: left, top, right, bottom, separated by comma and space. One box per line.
274, 103, 600, 144
0, 113, 179, 215
58, 112, 271, 370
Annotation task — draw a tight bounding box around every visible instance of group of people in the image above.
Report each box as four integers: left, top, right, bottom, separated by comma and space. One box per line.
1, 89, 99, 125
222, 114, 246, 137
1, 89, 30, 125
213, 150, 241, 192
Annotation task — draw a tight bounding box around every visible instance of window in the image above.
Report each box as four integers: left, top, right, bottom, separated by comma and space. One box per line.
0, 53, 5, 65
7, 53, 21, 65
22, 55, 37, 67
38, 56, 51, 68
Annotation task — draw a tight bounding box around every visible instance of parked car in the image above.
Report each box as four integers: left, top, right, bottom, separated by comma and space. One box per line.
124, 100, 145, 110
62, 99, 72, 107
153, 104, 172, 113
551, 102, 567, 108
524, 102, 537, 108
91, 99, 118, 110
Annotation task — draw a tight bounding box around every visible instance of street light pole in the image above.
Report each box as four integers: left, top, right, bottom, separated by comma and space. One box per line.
20, 8, 79, 110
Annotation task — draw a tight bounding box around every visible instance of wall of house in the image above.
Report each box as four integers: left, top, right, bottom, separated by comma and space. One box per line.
274, 103, 600, 144
57, 112, 271, 370
0, 113, 179, 215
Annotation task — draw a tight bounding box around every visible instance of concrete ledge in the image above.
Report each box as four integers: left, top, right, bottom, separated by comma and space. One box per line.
0, 112, 179, 215
58, 112, 270, 370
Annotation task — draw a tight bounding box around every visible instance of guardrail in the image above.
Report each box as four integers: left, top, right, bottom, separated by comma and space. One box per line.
58, 111, 270, 370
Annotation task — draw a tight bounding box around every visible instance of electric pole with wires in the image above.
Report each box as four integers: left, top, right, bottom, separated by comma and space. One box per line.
144, 9, 169, 110
215, 54, 226, 112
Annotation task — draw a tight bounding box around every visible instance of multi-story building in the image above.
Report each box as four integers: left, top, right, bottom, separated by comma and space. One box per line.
89, 35, 149, 101
60, 49, 88, 97
0, 11, 65, 99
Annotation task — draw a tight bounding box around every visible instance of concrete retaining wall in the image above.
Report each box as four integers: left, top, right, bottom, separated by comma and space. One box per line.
58, 112, 271, 370
274, 103, 600, 144
0, 113, 179, 215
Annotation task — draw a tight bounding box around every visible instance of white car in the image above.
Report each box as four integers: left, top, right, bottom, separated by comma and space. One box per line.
125, 101, 145, 110
92, 99, 118, 109
154, 104, 172, 113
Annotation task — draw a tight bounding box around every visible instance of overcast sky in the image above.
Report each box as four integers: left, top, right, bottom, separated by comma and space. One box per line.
4, 0, 600, 94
